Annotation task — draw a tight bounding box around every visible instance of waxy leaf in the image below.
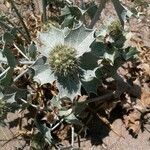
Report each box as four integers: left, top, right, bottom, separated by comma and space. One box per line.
104, 47, 119, 65
35, 119, 52, 145
28, 42, 37, 60
0, 50, 7, 63
3, 47, 17, 68
2, 32, 14, 43
59, 108, 82, 125
112, 0, 132, 26
32, 64, 55, 85
79, 52, 99, 70
0, 68, 13, 86
57, 75, 81, 100
65, 24, 95, 57
81, 69, 99, 94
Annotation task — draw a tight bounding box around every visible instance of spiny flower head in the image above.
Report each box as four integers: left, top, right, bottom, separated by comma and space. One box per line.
108, 20, 122, 40
48, 44, 79, 76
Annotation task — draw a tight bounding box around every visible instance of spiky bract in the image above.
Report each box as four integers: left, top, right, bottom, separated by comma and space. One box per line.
108, 20, 122, 40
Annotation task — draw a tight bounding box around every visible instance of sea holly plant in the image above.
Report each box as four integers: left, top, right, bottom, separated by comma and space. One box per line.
33, 24, 97, 100
0, 0, 144, 149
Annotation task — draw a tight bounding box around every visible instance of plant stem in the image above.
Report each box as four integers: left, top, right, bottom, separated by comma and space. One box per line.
6, 18, 30, 43
38, 0, 47, 22
19, 61, 35, 65
0, 21, 11, 30
86, 92, 114, 104
71, 125, 74, 149
13, 43, 30, 61
88, 0, 107, 29
13, 67, 29, 82
8, 0, 31, 42
20, 98, 38, 108
0, 67, 10, 78
51, 118, 64, 131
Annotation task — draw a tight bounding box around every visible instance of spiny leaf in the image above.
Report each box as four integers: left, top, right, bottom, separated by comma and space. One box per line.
28, 42, 37, 60
32, 64, 55, 85
51, 96, 62, 109
90, 41, 106, 58
123, 47, 138, 60
112, 0, 132, 27
59, 108, 82, 125
36, 27, 64, 56
4, 93, 16, 104
79, 52, 99, 70
2, 47, 17, 68
104, 47, 119, 65
35, 119, 52, 145
61, 15, 74, 28
0, 50, 7, 64
0, 68, 13, 86
56, 75, 81, 100
65, 24, 95, 57
81, 77, 99, 94
2, 32, 14, 43
81, 69, 99, 94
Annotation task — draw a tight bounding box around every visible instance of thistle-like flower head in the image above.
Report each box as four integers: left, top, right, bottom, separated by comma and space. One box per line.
48, 44, 79, 76
108, 20, 122, 39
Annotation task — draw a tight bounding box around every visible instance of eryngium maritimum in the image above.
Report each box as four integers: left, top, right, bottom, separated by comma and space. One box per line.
49, 44, 79, 76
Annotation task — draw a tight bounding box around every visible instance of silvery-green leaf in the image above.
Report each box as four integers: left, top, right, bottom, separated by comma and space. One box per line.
36, 27, 64, 56
0, 50, 7, 63
4, 93, 16, 104
32, 64, 55, 85
64, 113, 82, 125
33, 56, 47, 66
81, 69, 99, 94
0, 92, 3, 99
35, 119, 52, 145
61, 5, 70, 16
79, 52, 99, 70
90, 41, 106, 58
123, 47, 138, 60
59, 108, 82, 125
28, 42, 37, 60
0, 68, 13, 86
56, 75, 81, 100
59, 108, 72, 117
65, 24, 95, 57
51, 96, 62, 109
2, 32, 14, 43
61, 15, 74, 28
112, 0, 132, 26
3, 47, 17, 68
81, 69, 96, 82
81, 77, 99, 94
104, 48, 119, 65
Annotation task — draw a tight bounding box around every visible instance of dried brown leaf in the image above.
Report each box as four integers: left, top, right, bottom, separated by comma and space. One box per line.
124, 110, 141, 135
